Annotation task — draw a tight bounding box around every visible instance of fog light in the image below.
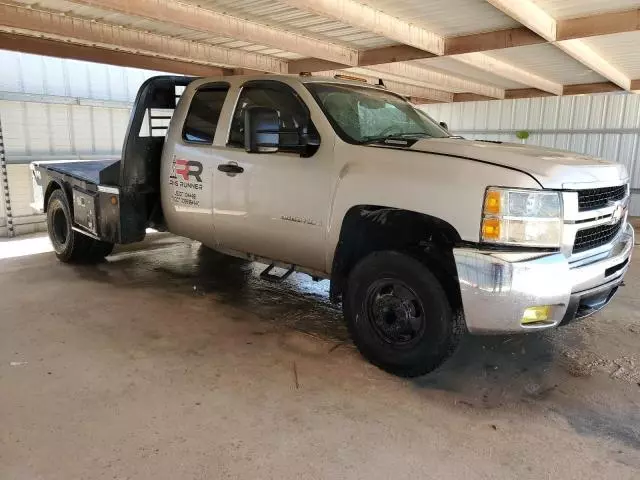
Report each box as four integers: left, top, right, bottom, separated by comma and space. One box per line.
521, 305, 552, 325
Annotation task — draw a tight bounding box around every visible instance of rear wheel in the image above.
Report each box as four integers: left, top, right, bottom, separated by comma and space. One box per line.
47, 189, 113, 263
343, 250, 462, 377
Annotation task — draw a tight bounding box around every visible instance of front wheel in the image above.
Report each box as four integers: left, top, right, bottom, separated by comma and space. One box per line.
47, 189, 113, 263
343, 251, 462, 377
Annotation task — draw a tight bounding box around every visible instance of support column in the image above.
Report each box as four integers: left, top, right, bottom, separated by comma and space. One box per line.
0, 113, 14, 237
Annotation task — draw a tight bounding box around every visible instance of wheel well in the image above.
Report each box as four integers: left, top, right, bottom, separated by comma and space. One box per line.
43, 181, 70, 212
330, 206, 462, 310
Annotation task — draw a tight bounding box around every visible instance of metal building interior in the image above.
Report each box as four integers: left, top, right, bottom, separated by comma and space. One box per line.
0, 1, 639, 478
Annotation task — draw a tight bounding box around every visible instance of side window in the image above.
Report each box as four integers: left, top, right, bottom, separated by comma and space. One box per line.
182, 85, 229, 144
228, 84, 310, 151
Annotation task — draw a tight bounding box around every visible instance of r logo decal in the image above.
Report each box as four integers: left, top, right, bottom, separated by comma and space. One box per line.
175, 159, 203, 182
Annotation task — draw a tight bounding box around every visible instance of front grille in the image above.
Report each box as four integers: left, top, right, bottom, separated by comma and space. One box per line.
577, 185, 627, 211
573, 220, 623, 254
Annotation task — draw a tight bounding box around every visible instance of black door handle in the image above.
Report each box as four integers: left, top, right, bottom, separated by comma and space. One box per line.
217, 163, 244, 175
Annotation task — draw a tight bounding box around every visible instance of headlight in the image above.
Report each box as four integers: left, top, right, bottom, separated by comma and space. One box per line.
481, 188, 562, 247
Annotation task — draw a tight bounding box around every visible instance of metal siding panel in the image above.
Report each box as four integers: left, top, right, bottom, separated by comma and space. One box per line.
91, 108, 113, 154
513, 98, 529, 127
601, 135, 620, 162
126, 70, 147, 103
88, 63, 111, 100
0, 51, 23, 92
71, 106, 94, 154
606, 94, 626, 128
486, 101, 502, 130
19, 54, 46, 95
0, 102, 28, 158
41, 56, 68, 96
630, 135, 640, 189
557, 97, 574, 129
543, 96, 561, 130
612, 134, 638, 175
622, 94, 640, 129
571, 95, 591, 130
460, 102, 476, 130
48, 104, 73, 155
108, 67, 129, 102
66, 60, 91, 99
629, 193, 640, 216
450, 103, 465, 130
539, 134, 555, 148
473, 101, 488, 131
111, 109, 131, 153
24, 103, 51, 155
499, 100, 514, 130
7, 164, 35, 217
569, 134, 587, 154
585, 134, 602, 158
555, 134, 570, 151
618, 134, 636, 176
527, 97, 544, 130
437, 105, 454, 130
588, 95, 608, 129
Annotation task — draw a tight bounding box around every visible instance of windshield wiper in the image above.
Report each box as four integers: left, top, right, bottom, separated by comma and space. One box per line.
360, 132, 433, 144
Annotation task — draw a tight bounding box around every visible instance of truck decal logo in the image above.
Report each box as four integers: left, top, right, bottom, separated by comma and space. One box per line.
174, 159, 203, 182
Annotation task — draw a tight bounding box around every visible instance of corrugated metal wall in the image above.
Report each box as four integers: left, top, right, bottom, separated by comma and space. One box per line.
422, 92, 640, 214
0, 49, 173, 236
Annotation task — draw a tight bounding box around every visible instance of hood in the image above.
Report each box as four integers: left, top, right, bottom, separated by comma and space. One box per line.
408, 138, 628, 189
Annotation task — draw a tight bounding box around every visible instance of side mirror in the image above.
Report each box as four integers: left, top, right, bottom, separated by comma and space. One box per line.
244, 106, 280, 153
439, 121, 449, 131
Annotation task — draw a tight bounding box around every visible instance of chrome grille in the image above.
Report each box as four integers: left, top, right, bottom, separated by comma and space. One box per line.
577, 185, 627, 212
573, 220, 623, 254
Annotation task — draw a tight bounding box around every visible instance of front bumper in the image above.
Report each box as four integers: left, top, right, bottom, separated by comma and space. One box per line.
453, 223, 634, 334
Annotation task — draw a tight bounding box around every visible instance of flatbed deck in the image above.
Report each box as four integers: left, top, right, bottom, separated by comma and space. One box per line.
39, 159, 120, 185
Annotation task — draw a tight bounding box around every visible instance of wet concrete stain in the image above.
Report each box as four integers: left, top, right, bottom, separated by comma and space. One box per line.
68, 236, 640, 452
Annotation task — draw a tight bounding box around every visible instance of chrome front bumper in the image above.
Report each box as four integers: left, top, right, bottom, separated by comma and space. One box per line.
454, 223, 634, 334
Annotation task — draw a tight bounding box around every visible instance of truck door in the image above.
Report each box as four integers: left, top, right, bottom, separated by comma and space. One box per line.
212, 80, 332, 272
161, 82, 229, 243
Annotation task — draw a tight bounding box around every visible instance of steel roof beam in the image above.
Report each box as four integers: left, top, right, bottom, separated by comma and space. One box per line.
0, 3, 288, 73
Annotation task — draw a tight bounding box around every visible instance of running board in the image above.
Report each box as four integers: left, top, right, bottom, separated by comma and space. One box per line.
260, 263, 295, 283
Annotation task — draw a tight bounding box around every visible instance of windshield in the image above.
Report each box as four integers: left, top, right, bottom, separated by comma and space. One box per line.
305, 82, 449, 144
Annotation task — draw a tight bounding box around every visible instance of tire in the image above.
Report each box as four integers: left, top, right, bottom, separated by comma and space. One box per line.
343, 250, 462, 377
46, 189, 113, 263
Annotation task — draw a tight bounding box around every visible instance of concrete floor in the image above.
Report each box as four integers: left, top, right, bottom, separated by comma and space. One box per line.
1, 233, 639, 479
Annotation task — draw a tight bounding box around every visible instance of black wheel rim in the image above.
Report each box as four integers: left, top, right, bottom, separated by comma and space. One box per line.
365, 278, 426, 347
51, 206, 68, 247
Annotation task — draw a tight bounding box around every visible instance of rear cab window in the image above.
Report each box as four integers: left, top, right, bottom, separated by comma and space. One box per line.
182, 84, 230, 144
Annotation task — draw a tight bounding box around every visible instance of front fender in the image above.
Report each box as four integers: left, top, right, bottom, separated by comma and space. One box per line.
325, 144, 540, 273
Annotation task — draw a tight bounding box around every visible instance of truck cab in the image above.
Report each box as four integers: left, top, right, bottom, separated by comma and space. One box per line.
32, 74, 634, 377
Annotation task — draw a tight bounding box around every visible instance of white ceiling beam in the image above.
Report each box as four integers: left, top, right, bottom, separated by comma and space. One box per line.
66, 0, 359, 66
0, 31, 230, 77
316, 70, 454, 103
556, 40, 632, 91
485, 0, 633, 91
354, 63, 505, 98
485, 0, 556, 41
0, 3, 288, 73
453, 53, 563, 95
281, 0, 560, 95
280, 0, 444, 55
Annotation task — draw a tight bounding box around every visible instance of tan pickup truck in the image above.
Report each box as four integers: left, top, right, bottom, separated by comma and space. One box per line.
31, 74, 634, 377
